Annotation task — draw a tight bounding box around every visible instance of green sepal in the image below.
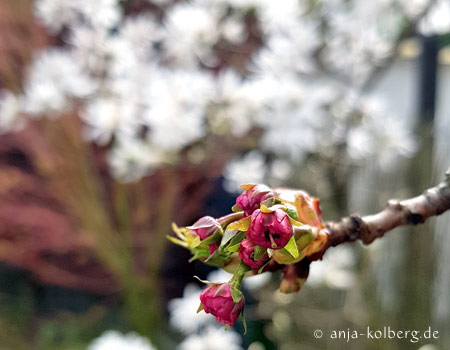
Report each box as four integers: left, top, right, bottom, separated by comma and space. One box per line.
166, 235, 188, 248
283, 236, 299, 259
230, 286, 243, 304
197, 303, 204, 313
253, 245, 267, 261
241, 308, 247, 335
224, 324, 230, 331
227, 216, 251, 231
188, 248, 210, 262
288, 217, 303, 227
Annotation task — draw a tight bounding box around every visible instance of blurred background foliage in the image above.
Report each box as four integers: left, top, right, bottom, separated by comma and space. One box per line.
0, 0, 449, 349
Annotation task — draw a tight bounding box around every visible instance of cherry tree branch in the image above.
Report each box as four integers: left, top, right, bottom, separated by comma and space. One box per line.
323, 167, 450, 251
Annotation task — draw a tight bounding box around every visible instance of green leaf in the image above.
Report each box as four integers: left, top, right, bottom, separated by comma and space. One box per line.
296, 230, 315, 251
227, 217, 251, 231
231, 204, 243, 213
283, 236, 299, 259
288, 217, 303, 227
220, 229, 239, 247
260, 204, 274, 213
253, 245, 267, 261
228, 231, 246, 247
260, 197, 275, 208
198, 230, 222, 246
284, 204, 299, 221
227, 243, 241, 252
230, 286, 243, 304
225, 231, 246, 252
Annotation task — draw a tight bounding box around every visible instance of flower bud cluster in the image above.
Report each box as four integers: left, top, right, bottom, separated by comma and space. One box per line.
170, 184, 325, 327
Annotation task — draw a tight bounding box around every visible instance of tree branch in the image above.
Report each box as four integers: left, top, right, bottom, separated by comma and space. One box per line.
324, 167, 450, 251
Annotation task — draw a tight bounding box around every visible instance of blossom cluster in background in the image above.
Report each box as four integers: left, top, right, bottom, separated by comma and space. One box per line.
0, 0, 439, 188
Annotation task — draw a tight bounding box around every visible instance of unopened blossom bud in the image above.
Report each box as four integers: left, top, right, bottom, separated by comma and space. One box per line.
236, 184, 274, 216
247, 209, 293, 249
199, 283, 244, 326
187, 216, 221, 240
279, 260, 310, 294
238, 239, 269, 269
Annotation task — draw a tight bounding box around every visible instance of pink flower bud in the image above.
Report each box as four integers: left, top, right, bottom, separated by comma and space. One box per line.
236, 185, 274, 217
187, 216, 221, 240
238, 239, 268, 269
200, 284, 244, 326
247, 209, 293, 249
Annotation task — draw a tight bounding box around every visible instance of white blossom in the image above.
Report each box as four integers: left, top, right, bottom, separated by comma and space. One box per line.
177, 326, 244, 350
307, 246, 356, 290
108, 136, 166, 182
80, 97, 140, 145
21, 49, 96, 116
33, 0, 79, 34
223, 151, 267, 193
347, 97, 417, 170
88, 331, 157, 350
143, 69, 214, 151
418, 0, 450, 35
163, 1, 221, 67
209, 70, 260, 137
0, 91, 24, 133
169, 284, 216, 334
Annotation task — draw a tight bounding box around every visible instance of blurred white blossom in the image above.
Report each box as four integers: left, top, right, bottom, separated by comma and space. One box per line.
168, 284, 215, 335
88, 331, 157, 350
418, 0, 450, 35
206, 269, 270, 291
2, 0, 423, 183
307, 246, 356, 290
0, 91, 24, 133
223, 152, 267, 193
21, 49, 96, 116
178, 326, 244, 350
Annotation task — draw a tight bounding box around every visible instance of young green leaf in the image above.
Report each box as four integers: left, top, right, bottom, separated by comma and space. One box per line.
283, 235, 299, 259
227, 216, 251, 231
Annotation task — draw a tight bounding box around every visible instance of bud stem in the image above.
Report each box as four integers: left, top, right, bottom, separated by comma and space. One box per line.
230, 261, 251, 290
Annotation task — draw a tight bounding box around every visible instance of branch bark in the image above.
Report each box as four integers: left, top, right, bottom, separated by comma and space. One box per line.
323, 167, 450, 251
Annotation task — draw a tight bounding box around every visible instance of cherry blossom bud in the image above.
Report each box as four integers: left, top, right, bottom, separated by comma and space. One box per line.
187, 216, 221, 240
247, 209, 293, 249
279, 260, 310, 294
199, 283, 244, 326
238, 239, 269, 269
236, 184, 274, 216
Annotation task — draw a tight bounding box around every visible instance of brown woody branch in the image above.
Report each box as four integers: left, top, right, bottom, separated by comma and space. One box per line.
323, 167, 450, 251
